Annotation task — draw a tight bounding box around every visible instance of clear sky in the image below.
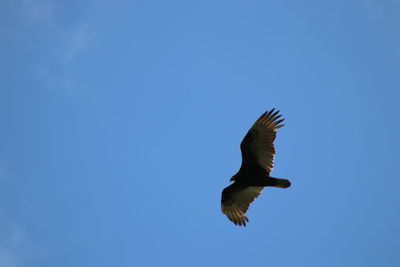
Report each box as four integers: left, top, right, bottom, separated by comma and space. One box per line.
1, 0, 400, 266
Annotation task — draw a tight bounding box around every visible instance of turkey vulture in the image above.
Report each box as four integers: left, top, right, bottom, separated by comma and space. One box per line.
221, 109, 291, 226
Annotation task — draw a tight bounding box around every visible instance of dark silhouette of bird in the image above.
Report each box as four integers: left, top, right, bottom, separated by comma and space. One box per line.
221, 109, 291, 226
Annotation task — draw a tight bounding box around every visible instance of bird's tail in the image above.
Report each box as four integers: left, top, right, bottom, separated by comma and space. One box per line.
265, 177, 291, 188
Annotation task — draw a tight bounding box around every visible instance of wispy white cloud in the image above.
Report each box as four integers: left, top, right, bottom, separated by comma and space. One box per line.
52, 23, 93, 75
0, 162, 25, 267
0, 222, 24, 267
61, 24, 91, 64
33, 22, 93, 98
0, 162, 22, 267
16, 0, 94, 98
22, 0, 60, 25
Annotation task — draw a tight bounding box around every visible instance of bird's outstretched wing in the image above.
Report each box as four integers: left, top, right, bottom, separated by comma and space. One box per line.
221, 183, 264, 226
239, 109, 284, 174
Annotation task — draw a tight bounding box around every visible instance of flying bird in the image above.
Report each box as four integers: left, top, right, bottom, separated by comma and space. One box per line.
221, 109, 291, 226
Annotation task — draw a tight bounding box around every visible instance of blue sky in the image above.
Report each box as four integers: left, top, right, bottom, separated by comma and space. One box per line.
1, 0, 400, 266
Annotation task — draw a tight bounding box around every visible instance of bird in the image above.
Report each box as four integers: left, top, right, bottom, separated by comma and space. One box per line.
221, 109, 291, 226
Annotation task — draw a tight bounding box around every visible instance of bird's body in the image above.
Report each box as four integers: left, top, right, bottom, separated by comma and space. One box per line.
221, 109, 291, 226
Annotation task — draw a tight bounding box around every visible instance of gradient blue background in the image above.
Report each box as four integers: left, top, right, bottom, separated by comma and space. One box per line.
1, 0, 399, 266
